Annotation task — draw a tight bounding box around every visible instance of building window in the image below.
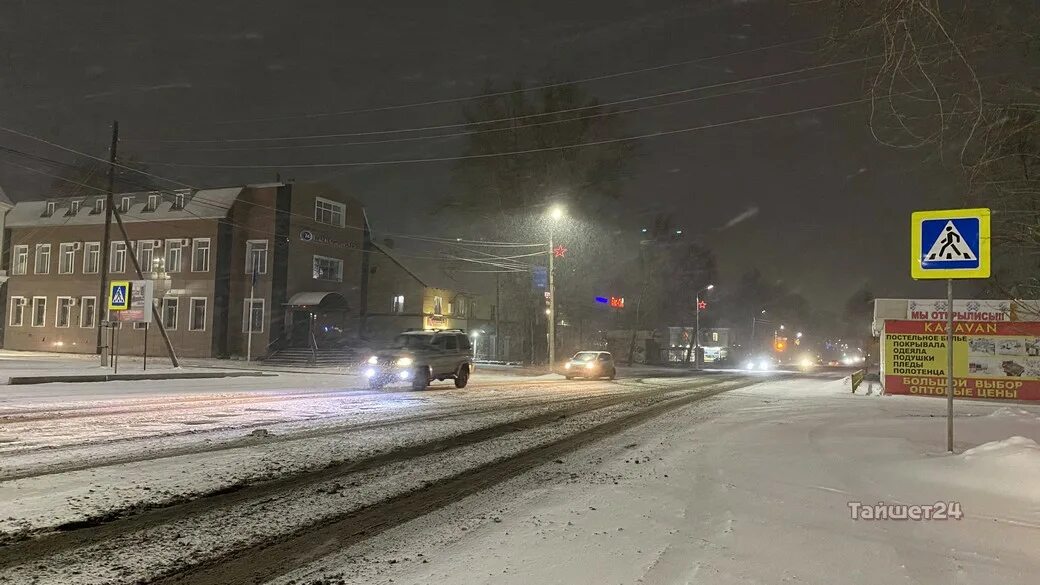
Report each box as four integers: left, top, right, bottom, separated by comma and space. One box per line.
93, 198, 105, 215
137, 240, 157, 272
9, 297, 26, 327
12, 245, 28, 275
712, 331, 719, 343
173, 192, 186, 210
433, 296, 443, 316
67, 200, 81, 216
455, 298, 467, 318
189, 297, 207, 331
110, 241, 127, 273
391, 294, 405, 313
80, 297, 97, 328
34, 244, 51, 274
58, 243, 76, 274
314, 197, 345, 227
82, 242, 101, 274
162, 297, 179, 330
145, 193, 159, 212
243, 298, 265, 333
120, 196, 132, 213
312, 255, 343, 281
165, 239, 184, 273
31, 297, 46, 327
191, 238, 211, 272
245, 240, 269, 275
56, 297, 74, 328
43, 202, 56, 217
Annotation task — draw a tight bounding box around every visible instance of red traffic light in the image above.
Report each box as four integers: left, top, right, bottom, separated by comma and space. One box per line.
609, 296, 625, 309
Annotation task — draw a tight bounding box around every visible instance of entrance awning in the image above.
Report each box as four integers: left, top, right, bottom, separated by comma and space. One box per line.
286, 291, 349, 309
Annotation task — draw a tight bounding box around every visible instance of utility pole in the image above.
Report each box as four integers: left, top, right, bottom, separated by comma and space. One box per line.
247, 255, 258, 362
495, 272, 501, 361
96, 120, 118, 362
111, 205, 180, 368
548, 227, 556, 370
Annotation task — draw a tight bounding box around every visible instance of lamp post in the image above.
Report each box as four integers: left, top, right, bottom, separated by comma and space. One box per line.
692, 284, 714, 369
547, 205, 564, 370
751, 309, 766, 352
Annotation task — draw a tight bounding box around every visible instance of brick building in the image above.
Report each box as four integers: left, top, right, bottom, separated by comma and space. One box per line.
1, 182, 365, 358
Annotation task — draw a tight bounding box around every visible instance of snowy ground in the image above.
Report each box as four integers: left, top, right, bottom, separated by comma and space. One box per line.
275, 378, 1040, 585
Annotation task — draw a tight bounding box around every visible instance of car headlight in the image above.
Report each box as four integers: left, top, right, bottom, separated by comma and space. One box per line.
367, 356, 378, 365
564, 362, 571, 369
759, 360, 771, 371
364, 368, 376, 378
396, 357, 413, 367
744, 361, 756, 370
800, 358, 813, 368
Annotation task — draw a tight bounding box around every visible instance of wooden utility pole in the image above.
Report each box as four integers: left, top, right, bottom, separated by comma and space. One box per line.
95, 120, 118, 360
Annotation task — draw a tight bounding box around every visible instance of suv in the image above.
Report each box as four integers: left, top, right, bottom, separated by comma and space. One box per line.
364, 329, 474, 390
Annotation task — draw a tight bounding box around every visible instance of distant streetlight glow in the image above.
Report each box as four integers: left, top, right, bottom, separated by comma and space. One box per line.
549, 205, 565, 221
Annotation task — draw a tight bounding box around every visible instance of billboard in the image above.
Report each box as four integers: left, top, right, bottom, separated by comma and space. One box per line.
905, 299, 1011, 322
883, 320, 1040, 401
114, 280, 153, 323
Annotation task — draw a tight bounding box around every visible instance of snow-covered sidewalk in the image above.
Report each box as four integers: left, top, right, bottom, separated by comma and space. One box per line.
278, 377, 1040, 585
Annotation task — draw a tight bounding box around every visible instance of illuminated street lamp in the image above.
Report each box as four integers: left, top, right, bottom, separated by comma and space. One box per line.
547, 205, 565, 370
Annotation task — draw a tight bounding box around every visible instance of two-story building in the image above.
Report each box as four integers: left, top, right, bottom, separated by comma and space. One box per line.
1, 181, 365, 358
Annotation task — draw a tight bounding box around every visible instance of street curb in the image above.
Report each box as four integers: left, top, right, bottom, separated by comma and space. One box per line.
4, 371, 273, 385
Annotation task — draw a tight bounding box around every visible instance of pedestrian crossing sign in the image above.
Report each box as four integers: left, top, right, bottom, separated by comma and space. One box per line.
109, 280, 130, 310
911, 208, 990, 279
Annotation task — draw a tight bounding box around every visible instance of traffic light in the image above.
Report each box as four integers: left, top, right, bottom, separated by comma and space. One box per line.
774, 337, 788, 352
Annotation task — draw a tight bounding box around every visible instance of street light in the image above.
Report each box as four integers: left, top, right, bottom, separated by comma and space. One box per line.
547, 205, 565, 370
687, 284, 715, 369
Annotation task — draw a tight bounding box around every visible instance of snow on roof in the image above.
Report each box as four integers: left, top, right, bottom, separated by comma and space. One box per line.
5, 187, 243, 227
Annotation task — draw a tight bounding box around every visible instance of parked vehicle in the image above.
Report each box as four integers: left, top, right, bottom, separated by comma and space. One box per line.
563, 351, 616, 380
364, 329, 474, 390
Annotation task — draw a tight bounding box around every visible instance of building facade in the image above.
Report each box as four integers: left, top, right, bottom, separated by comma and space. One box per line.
1, 182, 365, 358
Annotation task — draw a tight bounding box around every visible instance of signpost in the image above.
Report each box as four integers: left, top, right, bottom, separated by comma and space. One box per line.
911, 208, 991, 452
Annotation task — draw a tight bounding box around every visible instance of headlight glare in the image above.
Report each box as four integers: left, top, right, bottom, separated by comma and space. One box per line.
396, 357, 414, 367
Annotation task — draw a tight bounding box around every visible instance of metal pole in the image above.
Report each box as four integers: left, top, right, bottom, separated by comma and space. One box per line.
751, 317, 756, 352
113, 325, 119, 374
143, 323, 148, 371
548, 228, 555, 370
695, 296, 701, 370
96, 120, 118, 361
495, 272, 501, 361
247, 259, 256, 362
947, 278, 955, 453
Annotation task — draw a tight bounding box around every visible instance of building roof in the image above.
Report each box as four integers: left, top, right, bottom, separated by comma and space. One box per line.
371, 241, 478, 293
5, 187, 243, 228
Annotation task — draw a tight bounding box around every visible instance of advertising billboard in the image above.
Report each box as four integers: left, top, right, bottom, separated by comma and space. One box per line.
883, 320, 1040, 401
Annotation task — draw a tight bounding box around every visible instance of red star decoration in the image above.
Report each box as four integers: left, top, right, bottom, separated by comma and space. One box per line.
697, 300, 708, 310
553, 245, 568, 258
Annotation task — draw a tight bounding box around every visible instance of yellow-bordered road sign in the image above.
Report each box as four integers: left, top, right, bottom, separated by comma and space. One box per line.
911, 208, 991, 279
109, 280, 130, 310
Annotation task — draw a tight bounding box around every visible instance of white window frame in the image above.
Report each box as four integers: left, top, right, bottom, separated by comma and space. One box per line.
191, 238, 211, 272
120, 196, 132, 212
58, 242, 76, 274
55, 296, 74, 328
12, 245, 28, 275
44, 202, 56, 217
80, 296, 97, 328
314, 197, 346, 228
242, 298, 265, 333
162, 296, 179, 330
391, 294, 404, 314
83, 242, 101, 274
189, 297, 208, 332
312, 255, 343, 282
34, 244, 51, 274
110, 241, 127, 273
165, 239, 183, 273
145, 193, 159, 211
455, 297, 467, 318
31, 296, 46, 327
245, 239, 269, 275
9, 296, 26, 327
94, 198, 105, 214
69, 200, 81, 215
137, 240, 157, 272
173, 192, 186, 209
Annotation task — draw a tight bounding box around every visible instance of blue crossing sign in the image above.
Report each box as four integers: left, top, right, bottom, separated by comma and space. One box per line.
109, 280, 130, 310
911, 208, 990, 279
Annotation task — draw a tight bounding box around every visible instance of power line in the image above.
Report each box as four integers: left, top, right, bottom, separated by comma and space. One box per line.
136, 96, 879, 169
212, 36, 825, 125
149, 69, 856, 154
125, 54, 877, 145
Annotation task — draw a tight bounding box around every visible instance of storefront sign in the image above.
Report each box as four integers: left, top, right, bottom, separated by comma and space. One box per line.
299, 229, 361, 249
883, 319, 1040, 400
906, 299, 1011, 322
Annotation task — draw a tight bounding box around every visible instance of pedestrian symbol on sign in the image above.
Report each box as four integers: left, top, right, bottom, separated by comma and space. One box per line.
109, 280, 131, 310
925, 221, 977, 261
112, 287, 126, 305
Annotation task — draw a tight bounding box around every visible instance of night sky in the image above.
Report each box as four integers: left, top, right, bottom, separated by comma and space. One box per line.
0, 0, 962, 310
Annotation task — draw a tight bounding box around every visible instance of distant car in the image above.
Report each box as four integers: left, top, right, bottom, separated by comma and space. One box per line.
744, 355, 778, 371
364, 329, 474, 390
563, 351, 616, 380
